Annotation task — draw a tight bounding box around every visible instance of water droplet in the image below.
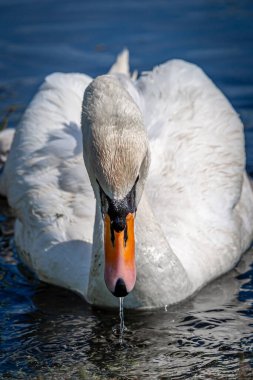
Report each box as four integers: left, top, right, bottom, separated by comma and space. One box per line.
119, 297, 125, 344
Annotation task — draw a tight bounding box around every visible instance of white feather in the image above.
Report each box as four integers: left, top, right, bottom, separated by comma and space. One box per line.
0, 52, 252, 308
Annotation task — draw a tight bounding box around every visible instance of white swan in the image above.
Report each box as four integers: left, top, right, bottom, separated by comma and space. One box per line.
1, 50, 253, 309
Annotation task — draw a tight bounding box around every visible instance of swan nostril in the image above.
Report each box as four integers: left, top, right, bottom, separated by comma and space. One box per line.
113, 278, 128, 297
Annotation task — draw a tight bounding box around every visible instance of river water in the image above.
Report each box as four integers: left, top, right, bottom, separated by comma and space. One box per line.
0, 0, 253, 379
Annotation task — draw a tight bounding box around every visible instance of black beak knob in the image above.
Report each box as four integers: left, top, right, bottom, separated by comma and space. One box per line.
113, 278, 128, 297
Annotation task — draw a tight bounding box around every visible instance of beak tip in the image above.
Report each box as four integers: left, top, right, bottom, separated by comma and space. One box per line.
112, 278, 129, 297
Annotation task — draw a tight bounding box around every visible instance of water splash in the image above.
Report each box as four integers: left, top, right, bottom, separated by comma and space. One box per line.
119, 297, 125, 344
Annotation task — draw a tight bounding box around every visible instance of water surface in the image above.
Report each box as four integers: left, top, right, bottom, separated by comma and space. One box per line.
0, 0, 253, 379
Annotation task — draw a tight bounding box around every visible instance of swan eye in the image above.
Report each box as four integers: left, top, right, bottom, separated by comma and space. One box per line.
96, 179, 108, 218
126, 176, 139, 213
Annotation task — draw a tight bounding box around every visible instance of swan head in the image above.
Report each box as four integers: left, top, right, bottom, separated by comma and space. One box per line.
82, 75, 150, 298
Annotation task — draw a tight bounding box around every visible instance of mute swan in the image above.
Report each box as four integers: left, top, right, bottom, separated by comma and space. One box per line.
1, 50, 253, 309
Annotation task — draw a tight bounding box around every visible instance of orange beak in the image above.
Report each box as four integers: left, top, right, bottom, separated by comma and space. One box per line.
104, 213, 136, 297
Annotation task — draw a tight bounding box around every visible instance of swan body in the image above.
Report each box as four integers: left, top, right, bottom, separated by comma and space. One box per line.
1, 51, 253, 308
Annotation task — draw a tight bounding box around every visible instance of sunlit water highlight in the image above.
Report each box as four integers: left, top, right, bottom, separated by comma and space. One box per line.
1, 0, 253, 379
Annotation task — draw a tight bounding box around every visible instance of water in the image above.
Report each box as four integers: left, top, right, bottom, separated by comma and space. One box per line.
1, 0, 253, 378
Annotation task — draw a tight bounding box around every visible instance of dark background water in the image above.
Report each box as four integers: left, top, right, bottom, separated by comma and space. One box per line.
0, 0, 253, 379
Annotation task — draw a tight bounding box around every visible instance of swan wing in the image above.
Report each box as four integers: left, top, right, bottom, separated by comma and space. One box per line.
137, 60, 253, 289
4, 72, 95, 297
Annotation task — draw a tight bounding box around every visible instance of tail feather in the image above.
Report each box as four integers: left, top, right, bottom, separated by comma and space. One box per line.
109, 48, 130, 76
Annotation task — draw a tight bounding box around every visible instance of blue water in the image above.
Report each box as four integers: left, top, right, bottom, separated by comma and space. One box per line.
0, 0, 253, 378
